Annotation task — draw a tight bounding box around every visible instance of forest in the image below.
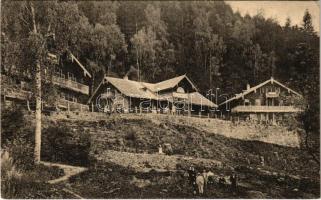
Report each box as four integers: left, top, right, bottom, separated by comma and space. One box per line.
1, 1, 320, 158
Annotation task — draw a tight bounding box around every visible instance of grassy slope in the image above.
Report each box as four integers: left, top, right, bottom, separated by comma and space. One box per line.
43, 113, 319, 198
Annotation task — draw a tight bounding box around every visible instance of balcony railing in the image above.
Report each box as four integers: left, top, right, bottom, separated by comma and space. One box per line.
232, 105, 302, 113
266, 91, 280, 98
3, 87, 31, 100
52, 76, 89, 95
57, 98, 89, 112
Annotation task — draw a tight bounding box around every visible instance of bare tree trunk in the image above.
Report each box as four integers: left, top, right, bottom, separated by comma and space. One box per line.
34, 61, 42, 163
209, 51, 212, 89
30, 2, 42, 164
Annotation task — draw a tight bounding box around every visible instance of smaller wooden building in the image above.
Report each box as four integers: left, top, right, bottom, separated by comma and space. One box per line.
1, 51, 92, 112
50, 51, 92, 111
219, 77, 303, 124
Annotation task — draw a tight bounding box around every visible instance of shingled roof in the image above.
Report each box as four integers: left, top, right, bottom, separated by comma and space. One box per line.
105, 77, 158, 99
47, 51, 92, 78
152, 74, 198, 92
88, 75, 216, 108
219, 77, 302, 106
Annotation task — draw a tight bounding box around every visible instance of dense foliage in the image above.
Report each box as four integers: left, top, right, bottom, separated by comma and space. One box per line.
42, 125, 91, 166
1, 107, 35, 169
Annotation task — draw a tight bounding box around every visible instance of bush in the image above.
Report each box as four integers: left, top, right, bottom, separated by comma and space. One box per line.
42, 125, 91, 166
1, 107, 35, 170
5, 137, 35, 170
1, 151, 22, 198
1, 151, 67, 199
125, 130, 137, 141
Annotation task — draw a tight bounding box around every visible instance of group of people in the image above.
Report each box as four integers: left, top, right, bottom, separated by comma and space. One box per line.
187, 166, 238, 196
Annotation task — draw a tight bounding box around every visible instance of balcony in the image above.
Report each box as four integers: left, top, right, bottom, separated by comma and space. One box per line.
232, 105, 302, 113
266, 91, 280, 98
3, 87, 31, 100
52, 76, 89, 95
57, 98, 89, 112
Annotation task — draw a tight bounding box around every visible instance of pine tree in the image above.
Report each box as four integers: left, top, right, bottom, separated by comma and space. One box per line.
302, 9, 314, 33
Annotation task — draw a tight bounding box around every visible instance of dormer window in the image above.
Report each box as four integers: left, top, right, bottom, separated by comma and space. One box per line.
177, 87, 185, 93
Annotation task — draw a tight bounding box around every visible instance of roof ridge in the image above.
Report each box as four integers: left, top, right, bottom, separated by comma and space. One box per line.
219, 77, 302, 106
154, 74, 185, 85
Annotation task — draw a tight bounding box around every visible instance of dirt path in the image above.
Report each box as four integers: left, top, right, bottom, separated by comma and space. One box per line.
95, 150, 223, 172
40, 161, 87, 184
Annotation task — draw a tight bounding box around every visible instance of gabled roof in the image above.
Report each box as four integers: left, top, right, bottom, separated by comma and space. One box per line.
158, 92, 217, 108
152, 74, 198, 92
69, 53, 92, 78
87, 76, 158, 103
104, 77, 158, 99
189, 92, 217, 107
47, 51, 92, 78
219, 77, 302, 106
87, 75, 215, 108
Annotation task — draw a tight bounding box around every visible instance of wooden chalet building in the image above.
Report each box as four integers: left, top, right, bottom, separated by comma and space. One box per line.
50, 51, 91, 111
88, 75, 217, 114
219, 77, 303, 124
1, 51, 91, 112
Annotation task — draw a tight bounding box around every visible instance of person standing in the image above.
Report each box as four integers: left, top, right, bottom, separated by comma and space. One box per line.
196, 173, 205, 195
187, 166, 197, 195
158, 144, 164, 154
230, 172, 238, 193
202, 169, 208, 188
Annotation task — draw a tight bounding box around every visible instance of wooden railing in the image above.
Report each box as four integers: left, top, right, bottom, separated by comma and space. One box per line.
52, 76, 89, 95
1, 75, 31, 100
2, 87, 31, 100
57, 99, 89, 112
232, 105, 302, 113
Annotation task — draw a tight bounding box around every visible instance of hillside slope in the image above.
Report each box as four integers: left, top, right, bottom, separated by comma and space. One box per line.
41, 112, 319, 198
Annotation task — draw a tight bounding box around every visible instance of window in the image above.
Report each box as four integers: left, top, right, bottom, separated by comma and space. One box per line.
55, 67, 62, 77
177, 87, 185, 93
68, 72, 76, 82
279, 100, 283, 106
255, 99, 261, 106
60, 92, 66, 99
244, 99, 250, 106
72, 96, 77, 102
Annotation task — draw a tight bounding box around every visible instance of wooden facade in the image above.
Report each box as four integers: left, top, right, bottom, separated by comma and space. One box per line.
1, 52, 91, 112
51, 52, 91, 111
219, 77, 303, 124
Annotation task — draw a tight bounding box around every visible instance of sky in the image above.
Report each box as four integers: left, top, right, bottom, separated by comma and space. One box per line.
227, 1, 320, 33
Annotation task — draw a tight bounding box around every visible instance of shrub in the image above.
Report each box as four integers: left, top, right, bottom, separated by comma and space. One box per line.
5, 137, 35, 170
42, 125, 91, 166
1, 151, 22, 198
125, 130, 137, 141
1, 107, 35, 170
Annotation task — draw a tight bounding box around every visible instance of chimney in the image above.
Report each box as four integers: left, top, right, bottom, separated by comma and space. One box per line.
123, 75, 129, 80
246, 83, 250, 91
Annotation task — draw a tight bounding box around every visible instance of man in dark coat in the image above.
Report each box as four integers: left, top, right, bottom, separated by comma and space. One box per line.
230, 172, 238, 192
